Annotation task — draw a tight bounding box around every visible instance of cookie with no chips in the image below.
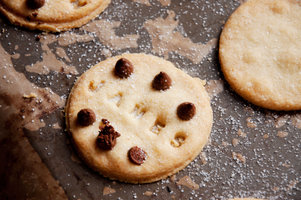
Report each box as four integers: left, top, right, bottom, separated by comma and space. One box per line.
219, 0, 301, 110
65, 53, 213, 183
0, 0, 110, 32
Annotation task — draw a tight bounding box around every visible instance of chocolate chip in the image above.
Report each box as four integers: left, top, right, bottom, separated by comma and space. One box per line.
35, 35, 41, 41
128, 146, 147, 165
166, 186, 171, 193
97, 119, 120, 150
177, 102, 196, 121
77, 108, 96, 126
152, 72, 172, 91
101, 118, 109, 125
114, 58, 134, 78
32, 12, 38, 17
26, 0, 45, 9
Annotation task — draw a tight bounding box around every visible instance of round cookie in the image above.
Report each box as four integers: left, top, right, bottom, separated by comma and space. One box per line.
0, 0, 110, 32
65, 53, 213, 183
219, 0, 301, 110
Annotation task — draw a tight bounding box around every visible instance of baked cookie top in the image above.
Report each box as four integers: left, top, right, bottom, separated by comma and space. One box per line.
219, 0, 301, 110
0, 0, 110, 32
65, 53, 213, 183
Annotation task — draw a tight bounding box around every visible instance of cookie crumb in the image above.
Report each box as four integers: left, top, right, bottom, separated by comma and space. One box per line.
237, 129, 247, 137
277, 131, 288, 138
103, 186, 116, 195
176, 175, 199, 190
291, 114, 301, 129
263, 133, 269, 139
246, 117, 257, 128
232, 138, 239, 147
143, 191, 153, 196
221, 141, 230, 147
232, 152, 246, 163
199, 152, 207, 165
274, 115, 289, 128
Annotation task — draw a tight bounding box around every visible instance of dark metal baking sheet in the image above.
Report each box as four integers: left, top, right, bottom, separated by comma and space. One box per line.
0, 0, 300, 199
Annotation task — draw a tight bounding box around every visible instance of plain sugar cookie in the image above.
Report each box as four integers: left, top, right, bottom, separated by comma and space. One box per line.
65, 53, 213, 183
0, 0, 111, 32
219, 0, 301, 110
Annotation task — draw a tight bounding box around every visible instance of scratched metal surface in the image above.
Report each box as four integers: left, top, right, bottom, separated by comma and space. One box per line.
0, 0, 300, 199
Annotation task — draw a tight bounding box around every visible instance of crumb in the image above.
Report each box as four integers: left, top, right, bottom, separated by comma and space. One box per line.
103, 186, 116, 195
232, 138, 239, 147
232, 152, 246, 163
246, 117, 257, 128
143, 191, 153, 196
237, 129, 247, 137
274, 115, 289, 128
221, 141, 230, 147
277, 131, 288, 138
263, 133, 269, 139
176, 175, 199, 190
199, 152, 207, 165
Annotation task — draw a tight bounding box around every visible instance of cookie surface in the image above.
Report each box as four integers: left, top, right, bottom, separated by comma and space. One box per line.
65, 53, 213, 183
0, 0, 110, 32
219, 0, 301, 110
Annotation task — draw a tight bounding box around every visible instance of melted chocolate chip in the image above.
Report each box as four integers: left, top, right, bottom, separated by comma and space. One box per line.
77, 108, 96, 126
26, 0, 45, 9
32, 12, 38, 17
101, 118, 109, 125
152, 72, 172, 91
177, 102, 196, 121
97, 119, 120, 150
128, 146, 147, 165
114, 58, 134, 78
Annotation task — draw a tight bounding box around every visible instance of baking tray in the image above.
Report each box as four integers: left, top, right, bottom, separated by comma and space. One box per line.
0, 0, 300, 199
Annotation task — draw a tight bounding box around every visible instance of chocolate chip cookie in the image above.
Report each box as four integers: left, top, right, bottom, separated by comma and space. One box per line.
0, 0, 111, 32
65, 53, 213, 183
